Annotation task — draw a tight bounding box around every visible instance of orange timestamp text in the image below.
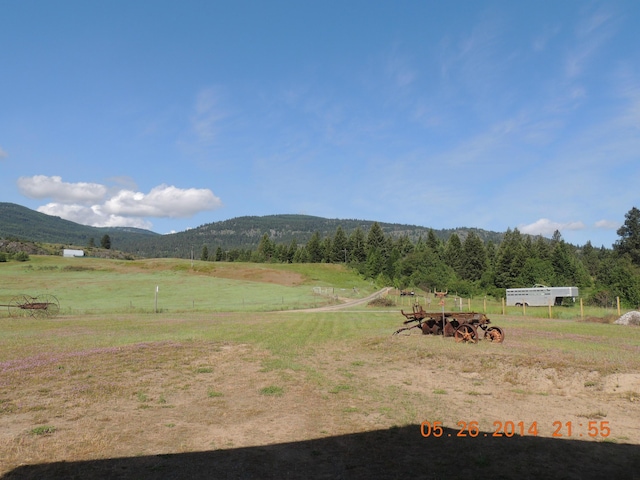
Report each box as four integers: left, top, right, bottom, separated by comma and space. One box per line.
420, 420, 611, 438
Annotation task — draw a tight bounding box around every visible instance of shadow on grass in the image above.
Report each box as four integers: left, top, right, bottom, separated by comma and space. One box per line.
2, 425, 639, 480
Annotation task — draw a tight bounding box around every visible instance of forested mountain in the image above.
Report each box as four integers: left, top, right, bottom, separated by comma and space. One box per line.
132, 214, 504, 258
0, 203, 502, 257
0, 202, 158, 248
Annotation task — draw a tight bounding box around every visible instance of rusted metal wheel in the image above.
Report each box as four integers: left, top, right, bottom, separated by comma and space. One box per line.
34, 294, 60, 318
454, 324, 478, 343
443, 321, 456, 337
484, 326, 505, 343
8, 295, 31, 318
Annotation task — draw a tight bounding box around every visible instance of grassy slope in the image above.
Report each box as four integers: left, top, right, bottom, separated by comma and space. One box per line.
0, 256, 376, 315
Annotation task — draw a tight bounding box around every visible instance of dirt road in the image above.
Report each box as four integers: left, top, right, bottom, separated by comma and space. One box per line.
287, 287, 393, 312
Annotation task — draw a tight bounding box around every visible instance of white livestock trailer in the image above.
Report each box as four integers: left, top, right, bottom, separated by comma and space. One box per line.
506, 285, 579, 307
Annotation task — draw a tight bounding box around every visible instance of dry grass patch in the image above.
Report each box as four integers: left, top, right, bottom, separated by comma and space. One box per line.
1, 312, 639, 478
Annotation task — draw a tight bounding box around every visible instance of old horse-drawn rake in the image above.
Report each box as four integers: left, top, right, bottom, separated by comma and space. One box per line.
2, 294, 60, 319
393, 304, 504, 343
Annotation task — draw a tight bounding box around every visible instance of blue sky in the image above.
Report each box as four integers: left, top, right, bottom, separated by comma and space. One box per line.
1, 1, 639, 248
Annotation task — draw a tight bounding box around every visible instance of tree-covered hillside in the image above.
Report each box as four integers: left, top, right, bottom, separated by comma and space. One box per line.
0, 203, 158, 248
197, 209, 640, 309
134, 214, 504, 258
0, 203, 502, 257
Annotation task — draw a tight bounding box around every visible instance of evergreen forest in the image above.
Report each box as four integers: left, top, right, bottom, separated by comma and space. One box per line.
204, 208, 640, 309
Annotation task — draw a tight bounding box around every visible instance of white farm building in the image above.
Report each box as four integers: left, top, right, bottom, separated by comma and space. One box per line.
62, 249, 85, 258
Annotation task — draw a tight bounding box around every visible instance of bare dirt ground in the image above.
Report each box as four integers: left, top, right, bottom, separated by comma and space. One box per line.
1, 317, 639, 480
202, 264, 306, 287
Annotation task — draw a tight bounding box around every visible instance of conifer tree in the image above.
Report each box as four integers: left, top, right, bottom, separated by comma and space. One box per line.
331, 226, 348, 262
494, 228, 526, 288
426, 229, 442, 256
444, 233, 463, 276
306, 232, 323, 263
366, 222, 386, 254
287, 238, 298, 263
347, 227, 367, 263
461, 232, 487, 281
100, 234, 111, 250
257, 233, 274, 261
614, 206, 640, 266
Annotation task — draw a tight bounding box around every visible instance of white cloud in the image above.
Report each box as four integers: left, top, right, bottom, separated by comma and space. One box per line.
103, 184, 222, 218
519, 218, 586, 237
17, 175, 108, 204
18, 175, 223, 229
595, 219, 619, 230
0, 147, 7, 159
37, 203, 153, 230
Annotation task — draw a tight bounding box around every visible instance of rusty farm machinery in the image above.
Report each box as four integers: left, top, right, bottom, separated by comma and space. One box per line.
393, 304, 504, 343
2, 294, 60, 319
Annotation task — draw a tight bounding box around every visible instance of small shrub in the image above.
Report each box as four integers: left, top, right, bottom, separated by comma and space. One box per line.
329, 384, 351, 394
30, 425, 56, 436
368, 297, 395, 307
15, 252, 30, 262
62, 265, 94, 272
259, 385, 284, 396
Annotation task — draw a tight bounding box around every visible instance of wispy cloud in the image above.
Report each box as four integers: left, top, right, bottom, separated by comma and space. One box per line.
384, 44, 417, 88
565, 6, 616, 78
532, 24, 560, 52
0, 147, 7, 159
439, 12, 506, 96
191, 87, 227, 144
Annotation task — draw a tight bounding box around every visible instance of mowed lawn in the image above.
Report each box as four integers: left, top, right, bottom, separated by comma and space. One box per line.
1, 257, 639, 479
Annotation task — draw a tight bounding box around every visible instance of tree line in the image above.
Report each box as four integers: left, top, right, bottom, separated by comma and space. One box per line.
201, 207, 640, 308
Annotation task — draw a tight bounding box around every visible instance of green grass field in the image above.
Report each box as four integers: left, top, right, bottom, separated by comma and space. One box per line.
0, 256, 377, 315
1, 256, 639, 479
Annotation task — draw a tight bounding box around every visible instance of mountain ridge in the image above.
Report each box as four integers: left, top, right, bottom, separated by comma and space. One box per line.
0, 202, 504, 258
